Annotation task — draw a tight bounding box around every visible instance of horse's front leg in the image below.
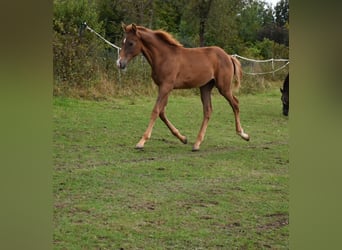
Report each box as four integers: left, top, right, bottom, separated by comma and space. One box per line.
135, 101, 161, 149
159, 96, 187, 145
135, 87, 171, 149
193, 83, 214, 151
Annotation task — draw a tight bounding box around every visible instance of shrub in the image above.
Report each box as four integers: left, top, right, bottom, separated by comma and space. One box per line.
53, 0, 106, 88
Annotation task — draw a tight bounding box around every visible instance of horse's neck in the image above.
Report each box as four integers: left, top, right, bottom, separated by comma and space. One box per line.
141, 46, 155, 67
140, 31, 173, 67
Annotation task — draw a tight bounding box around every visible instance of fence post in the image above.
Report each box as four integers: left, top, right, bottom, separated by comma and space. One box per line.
116, 48, 121, 85
272, 59, 275, 78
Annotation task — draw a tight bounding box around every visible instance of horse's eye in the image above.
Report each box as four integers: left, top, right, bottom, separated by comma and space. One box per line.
128, 42, 133, 47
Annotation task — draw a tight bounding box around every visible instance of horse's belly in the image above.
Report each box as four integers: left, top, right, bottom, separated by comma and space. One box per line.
174, 68, 213, 89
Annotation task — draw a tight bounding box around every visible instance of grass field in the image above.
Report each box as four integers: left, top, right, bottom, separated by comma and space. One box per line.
53, 87, 289, 249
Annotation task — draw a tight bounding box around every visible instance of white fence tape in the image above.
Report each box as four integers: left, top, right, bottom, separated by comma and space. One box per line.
84, 23, 121, 58
83, 23, 289, 76
232, 54, 289, 75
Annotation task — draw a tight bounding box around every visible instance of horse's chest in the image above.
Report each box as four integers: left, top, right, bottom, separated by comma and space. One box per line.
151, 65, 178, 85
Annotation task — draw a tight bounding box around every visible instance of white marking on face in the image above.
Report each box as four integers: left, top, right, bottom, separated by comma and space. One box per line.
123, 38, 126, 44
116, 57, 121, 67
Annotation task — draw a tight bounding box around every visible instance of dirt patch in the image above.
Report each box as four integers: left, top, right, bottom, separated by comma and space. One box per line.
179, 199, 219, 210
258, 212, 289, 231
225, 222, 241, 228
223, 221, 246, 234
199, 215, 214, 220
128, 201, 157, 211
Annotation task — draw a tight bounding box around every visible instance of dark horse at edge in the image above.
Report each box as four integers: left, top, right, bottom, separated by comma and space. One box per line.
280, 73, 289, 116
117, 23, 250, 151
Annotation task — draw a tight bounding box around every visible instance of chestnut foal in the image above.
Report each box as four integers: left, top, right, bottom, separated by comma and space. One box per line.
117, 24, 249, 151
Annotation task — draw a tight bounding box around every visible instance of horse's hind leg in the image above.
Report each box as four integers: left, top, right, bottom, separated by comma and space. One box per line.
193, 82, 215, 151
221, 91, 250, 141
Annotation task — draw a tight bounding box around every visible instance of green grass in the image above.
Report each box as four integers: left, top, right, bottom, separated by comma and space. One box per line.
53, 87, 289, 249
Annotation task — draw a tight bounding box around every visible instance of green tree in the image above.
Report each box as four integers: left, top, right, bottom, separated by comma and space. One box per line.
198, 0, 214, 46
118, 0, 154, 27
177, 0, 242, 51
275, 0, 289, 27
175, 0, 214, 47
205, 0, 243, 53
153, 0, 187, 34
97, 0, 126, 45
237, 0, 272, 43
257, 0, 288, 46
53, 0, 105, 86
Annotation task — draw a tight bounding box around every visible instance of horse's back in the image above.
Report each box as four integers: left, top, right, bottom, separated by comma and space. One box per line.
179, 46, 233, 73
182, 46, 230, 62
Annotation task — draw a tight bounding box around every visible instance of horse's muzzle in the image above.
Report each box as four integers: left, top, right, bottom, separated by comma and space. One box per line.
116, 58, 126, 69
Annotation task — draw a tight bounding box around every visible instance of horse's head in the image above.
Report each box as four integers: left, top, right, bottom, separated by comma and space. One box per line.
117, 23, 142, 69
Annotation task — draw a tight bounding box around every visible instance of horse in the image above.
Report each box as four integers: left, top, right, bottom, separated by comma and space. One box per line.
280, 73, 289, 116
117, 23, 250, 151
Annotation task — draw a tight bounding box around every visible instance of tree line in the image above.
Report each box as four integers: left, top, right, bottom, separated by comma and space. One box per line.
53, 0, 289, 97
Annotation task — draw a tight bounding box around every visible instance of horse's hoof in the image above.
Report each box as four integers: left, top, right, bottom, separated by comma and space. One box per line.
239, 131, 250, 141
192, 147, 200, 152
135, 145, 144, 150
243, 134, 250, 141
183, 137, 188, 144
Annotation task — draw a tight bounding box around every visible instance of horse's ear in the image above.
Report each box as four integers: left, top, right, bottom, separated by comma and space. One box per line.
132, 23, 137, 33
121, 22, 127, 31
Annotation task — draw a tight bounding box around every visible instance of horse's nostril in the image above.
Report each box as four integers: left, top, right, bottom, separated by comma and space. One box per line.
120, 62, 126, 69
116, 60, 125, 69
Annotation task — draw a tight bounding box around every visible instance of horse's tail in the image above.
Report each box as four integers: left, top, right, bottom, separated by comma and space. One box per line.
231, 56, 242, 91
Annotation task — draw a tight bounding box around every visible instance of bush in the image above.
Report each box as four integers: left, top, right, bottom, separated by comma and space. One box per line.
53, 0, 106, 88
52, 1, 289, 99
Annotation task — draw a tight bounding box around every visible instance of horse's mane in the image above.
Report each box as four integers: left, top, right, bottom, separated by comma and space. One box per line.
127, 24, 183, 47
153, 29, 183, 47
